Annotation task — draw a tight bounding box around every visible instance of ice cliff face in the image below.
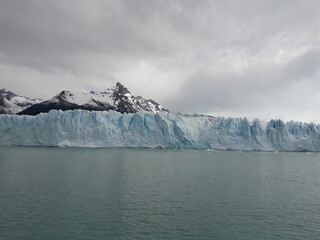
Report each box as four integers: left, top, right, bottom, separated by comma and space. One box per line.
1, 110, 320, 151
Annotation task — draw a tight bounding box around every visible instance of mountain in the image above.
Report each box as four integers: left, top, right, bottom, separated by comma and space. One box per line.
18, 82, 169, 116
0, 88, 42, 114
1, 110, 320, 151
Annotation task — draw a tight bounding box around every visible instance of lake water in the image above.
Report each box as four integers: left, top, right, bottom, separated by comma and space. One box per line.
0, 147, 320, 240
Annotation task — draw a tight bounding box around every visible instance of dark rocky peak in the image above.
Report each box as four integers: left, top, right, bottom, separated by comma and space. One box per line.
0, 88, 8, 93
0, 88, 17, 100
114, 82, 130, 95
53, 90, 73, 102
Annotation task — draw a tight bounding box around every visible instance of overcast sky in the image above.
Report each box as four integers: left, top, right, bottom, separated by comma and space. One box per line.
1, 0, 320, 122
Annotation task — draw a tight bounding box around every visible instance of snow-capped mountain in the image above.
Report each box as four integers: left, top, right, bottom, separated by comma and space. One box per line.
18, 82, 169, 115
0, 88, 42, 114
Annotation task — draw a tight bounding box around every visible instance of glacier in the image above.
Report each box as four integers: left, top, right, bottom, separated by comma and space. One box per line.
1, 110, 320, 151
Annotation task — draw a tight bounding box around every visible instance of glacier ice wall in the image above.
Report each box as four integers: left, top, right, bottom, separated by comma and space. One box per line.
1, 110, 320, 151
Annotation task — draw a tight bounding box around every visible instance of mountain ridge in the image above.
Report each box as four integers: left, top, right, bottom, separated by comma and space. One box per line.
1, 82, 169, 115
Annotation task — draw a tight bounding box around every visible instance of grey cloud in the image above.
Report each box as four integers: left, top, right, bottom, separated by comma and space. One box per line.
0, 0, 320, 122
168, 48, 320, 117
0, 0, 189, 72
2, 0, 318, 71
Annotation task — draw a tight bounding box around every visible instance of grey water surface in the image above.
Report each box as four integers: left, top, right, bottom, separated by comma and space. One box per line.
0, 147, 320, 239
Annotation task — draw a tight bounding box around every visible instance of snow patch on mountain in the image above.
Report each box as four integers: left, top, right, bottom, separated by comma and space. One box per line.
0, 88, 42, 114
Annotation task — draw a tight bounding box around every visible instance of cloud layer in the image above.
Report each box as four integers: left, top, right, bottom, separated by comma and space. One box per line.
0, 0, 320, 122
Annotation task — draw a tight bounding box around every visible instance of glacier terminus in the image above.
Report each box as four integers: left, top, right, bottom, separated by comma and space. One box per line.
1, 110, 320, 151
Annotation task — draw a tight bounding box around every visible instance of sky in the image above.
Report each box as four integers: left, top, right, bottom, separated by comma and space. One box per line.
0, 0, 320, 122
